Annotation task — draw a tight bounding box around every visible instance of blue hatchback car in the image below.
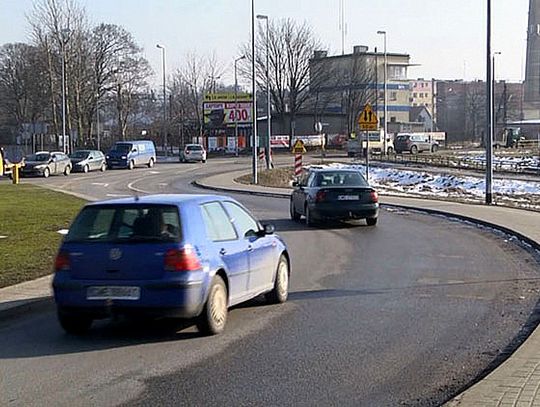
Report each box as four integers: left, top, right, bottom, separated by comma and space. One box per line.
53, 194, 290, 335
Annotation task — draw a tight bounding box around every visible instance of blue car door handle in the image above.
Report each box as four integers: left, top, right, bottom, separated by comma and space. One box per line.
219, 248, 227, 256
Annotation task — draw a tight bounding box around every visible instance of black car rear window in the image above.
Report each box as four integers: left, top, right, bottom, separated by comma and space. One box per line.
313, 171, 369, 187
396, 135, 409, 141
186, 145, 203, 151
65, 204, 181, 243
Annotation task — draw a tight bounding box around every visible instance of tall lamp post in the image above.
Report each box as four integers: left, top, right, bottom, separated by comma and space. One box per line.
60, 29, 70, 154
234, 55, 246, 157
485, 0, 493, 204
377, 30, 388, 155
156, 44, 167, 157
257, 14, 271, 169
251, 0, 258, 184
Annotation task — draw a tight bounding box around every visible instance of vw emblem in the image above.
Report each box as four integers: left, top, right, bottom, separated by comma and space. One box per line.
109, 248, 122, 261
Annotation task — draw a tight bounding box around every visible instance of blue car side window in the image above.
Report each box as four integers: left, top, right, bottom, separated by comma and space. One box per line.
201, 202, 237, 242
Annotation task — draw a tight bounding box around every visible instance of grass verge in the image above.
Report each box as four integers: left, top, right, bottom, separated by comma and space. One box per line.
236, 167, 294, 188
0, 183, 85, 288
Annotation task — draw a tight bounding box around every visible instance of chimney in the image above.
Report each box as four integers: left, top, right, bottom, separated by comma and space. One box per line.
353, 45, 368, 54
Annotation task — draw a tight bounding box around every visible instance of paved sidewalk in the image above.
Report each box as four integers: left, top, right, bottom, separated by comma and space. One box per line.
196, 169, 540, 407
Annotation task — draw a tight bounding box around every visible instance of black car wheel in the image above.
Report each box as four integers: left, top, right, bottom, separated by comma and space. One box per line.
128, 160, 134, 170
100, 163, 106, 172
58, 313, 93, 334
43, 167, 50, 178
431, 144, 438, 153
83, 164, 89, 173
410, 145, 418, 154
197, 275, 228, 335
366, 217, 378, 226
64, 165, 71, 176
147, 158, 154, 168
265, 255, 289, 304
290, 199, 301, 221
386, 146, 394, 155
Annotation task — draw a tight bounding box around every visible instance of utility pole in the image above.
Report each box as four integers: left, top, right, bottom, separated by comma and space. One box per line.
257, 14, 271, 169
251, 0, 258, 184
377, 31, 388, 155
157, 44, 167, 157
485, 0, 493, 204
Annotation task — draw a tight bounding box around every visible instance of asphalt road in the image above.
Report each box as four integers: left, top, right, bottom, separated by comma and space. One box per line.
1, 157, 540, 406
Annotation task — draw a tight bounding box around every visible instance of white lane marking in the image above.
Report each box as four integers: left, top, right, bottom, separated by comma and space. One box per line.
157, 183, 168, 187
106, 193, 131, 197
149, 171, 161, 174
91, 182, 109, 187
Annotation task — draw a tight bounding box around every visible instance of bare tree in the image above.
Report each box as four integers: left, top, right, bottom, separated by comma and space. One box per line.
0, 43, 49, 129
169, 52, 224, 139
240, 18, 323, 134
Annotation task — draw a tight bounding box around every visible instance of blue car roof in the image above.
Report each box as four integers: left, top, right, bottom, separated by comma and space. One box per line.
86, 194, 233, 207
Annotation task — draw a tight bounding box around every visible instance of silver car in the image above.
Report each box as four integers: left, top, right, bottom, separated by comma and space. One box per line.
180, 144, 207, 163
70, 150, 106, 173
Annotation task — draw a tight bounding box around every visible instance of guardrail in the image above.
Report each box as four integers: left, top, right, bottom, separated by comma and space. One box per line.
368, 153, 540, 175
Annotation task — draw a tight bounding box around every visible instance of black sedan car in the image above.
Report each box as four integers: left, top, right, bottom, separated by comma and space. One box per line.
290, 167, 379, 226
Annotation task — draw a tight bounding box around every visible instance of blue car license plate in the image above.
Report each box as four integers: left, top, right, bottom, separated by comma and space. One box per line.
87, 286, 140, 300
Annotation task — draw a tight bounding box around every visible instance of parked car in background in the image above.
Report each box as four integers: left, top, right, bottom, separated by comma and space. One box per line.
394, 134, 439, 154
180, 144, 207, 163
52, 194, 290, 335
21, 151, 72, 178
290, 167, 379, 226
106, 140, 156, 170
70, 150, 106, 173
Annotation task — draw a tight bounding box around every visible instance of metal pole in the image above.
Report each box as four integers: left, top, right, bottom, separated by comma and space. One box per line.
266, 18, 271, 169
251, 0, 258, 184
235, 60, 239, 157
383, 33, 388, 155
486, 0, 493, 204
61, 40, 66, 153
96, 92, 100, 151
162, 47, 167, 156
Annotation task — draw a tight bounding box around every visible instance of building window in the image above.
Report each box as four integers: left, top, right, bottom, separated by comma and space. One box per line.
413, 92, 417, 98
389, 66, 407, 80
390, 91, 397, 101
390, 116, 397, 123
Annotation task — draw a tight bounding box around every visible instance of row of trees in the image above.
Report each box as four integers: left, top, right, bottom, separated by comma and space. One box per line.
2, 0, 372, 150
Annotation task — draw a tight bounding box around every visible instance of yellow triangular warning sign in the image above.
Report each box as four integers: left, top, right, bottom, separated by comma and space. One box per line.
291, 139, 307, 154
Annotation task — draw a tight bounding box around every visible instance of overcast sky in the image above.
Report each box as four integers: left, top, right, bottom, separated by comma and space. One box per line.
0, 0, 530, 86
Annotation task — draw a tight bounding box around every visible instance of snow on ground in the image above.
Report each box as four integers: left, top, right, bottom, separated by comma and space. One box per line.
319, 162, 540, 210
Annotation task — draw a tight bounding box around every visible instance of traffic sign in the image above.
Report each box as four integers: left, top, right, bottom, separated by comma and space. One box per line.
358, 103, 378, 131
291, 139, 307, 154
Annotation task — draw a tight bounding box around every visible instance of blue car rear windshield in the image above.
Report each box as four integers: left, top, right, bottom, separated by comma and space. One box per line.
65, 204, 181, 243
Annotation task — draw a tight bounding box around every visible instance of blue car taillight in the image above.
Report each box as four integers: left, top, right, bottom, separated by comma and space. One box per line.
54, 251, 70, 272
164, 245, 202, 272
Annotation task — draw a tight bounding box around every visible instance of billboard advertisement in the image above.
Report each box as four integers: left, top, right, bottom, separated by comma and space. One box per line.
203, 93, 253, 130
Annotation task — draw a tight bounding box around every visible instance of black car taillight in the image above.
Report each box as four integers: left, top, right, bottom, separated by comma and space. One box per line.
54, 251, 70, 272
369, 191, 379, 203
164, 246, 202, 272
315, 190, 326, 202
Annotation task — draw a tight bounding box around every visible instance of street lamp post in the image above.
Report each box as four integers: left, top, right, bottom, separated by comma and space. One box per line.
257, 14, 271, 169
493, 51, 501, 132
251, 0, 258, 184
234, 55, 246, 157
485, 0, 493, 204
156, 44, 167, 157
377, 30, 388, 156
60, 29, 70, 154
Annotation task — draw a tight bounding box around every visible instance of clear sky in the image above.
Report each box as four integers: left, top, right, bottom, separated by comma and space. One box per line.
0, 0, 530, 86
